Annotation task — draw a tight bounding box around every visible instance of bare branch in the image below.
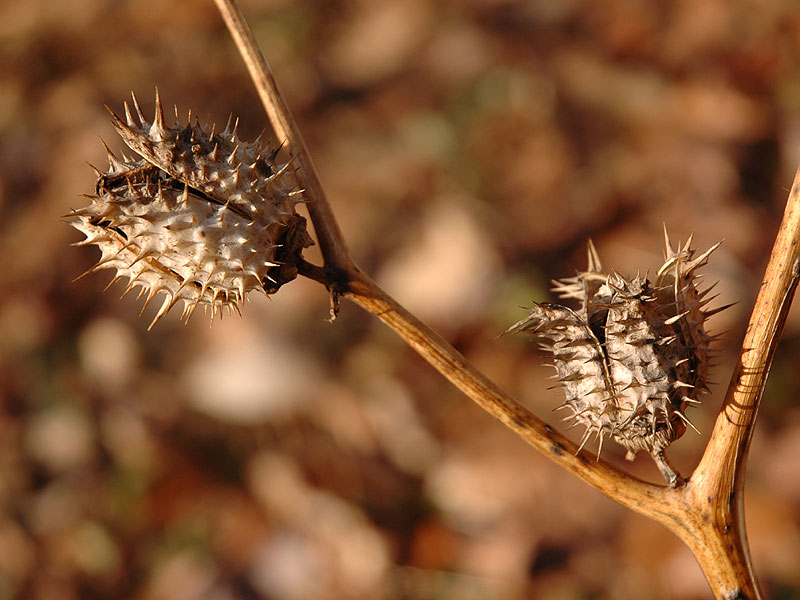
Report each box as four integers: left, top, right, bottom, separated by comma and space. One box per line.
698, 169, 800, 486
210, 1, 800, 597
211, 0, 353, 273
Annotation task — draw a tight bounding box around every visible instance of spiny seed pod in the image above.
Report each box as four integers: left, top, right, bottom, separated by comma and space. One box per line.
67, 89, 313, 328
506, 231, 728, 484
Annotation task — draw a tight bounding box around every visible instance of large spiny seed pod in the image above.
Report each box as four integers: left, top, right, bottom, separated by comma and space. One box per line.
506, 231, 728, 484
67, 89, 313, 328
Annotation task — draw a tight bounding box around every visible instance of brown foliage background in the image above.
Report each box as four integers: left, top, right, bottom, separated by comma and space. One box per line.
2, 0, 800, 598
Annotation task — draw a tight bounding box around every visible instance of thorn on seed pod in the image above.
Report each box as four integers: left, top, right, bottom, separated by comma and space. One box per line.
66, 89, 314, 328
505, 230, 726, 485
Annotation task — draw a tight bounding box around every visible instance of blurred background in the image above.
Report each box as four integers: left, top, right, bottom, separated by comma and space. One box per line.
2, 0, 800, 598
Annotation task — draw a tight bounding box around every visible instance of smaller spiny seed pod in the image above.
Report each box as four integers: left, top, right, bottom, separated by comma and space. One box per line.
506, 230, 728, 484
67, 89, 313, 328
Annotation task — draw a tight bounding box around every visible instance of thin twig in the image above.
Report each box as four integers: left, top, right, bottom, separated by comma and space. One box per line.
211, 0, 353, 273
685, 166, 800, 599
211, 1, 800, 597
344, 273, 665, 505
698, 171, 800, 484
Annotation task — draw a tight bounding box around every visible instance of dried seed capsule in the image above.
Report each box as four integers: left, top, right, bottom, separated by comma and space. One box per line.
507, 232, 725, 484
67, 90, 313, 328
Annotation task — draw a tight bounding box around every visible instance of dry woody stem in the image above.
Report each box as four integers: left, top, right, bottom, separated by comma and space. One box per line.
211, 0, 352, 275
212, 0, 800, 597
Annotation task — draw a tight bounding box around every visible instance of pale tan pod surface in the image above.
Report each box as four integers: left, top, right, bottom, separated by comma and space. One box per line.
67, 91, 313, 328
507, 233, 724, 483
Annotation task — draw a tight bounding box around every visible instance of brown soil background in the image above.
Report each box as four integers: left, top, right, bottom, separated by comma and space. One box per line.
2, 0, 800, 598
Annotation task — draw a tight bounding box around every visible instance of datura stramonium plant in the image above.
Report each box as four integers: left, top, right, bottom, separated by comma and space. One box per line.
506, 234, 728, 483
67, 91, 727, 485
67, 89, 313, 328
